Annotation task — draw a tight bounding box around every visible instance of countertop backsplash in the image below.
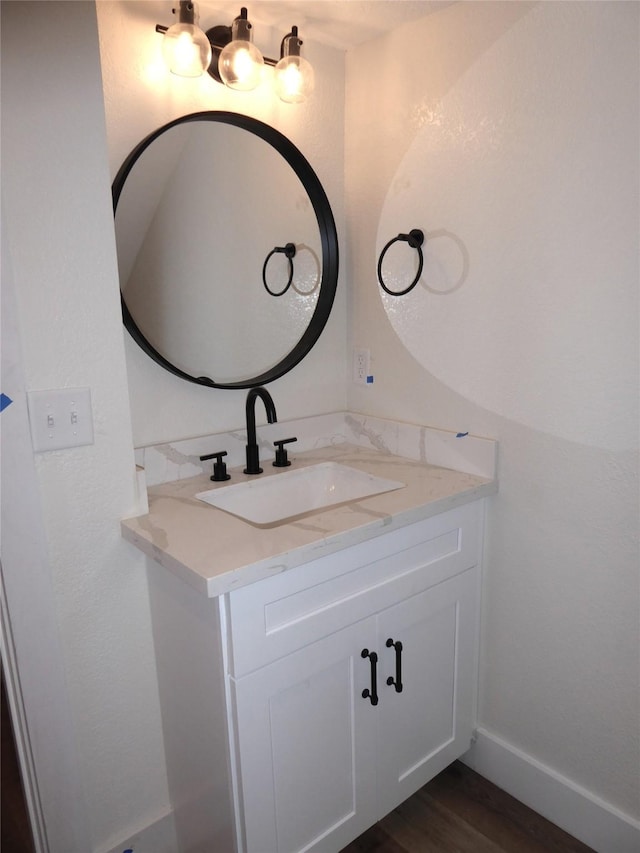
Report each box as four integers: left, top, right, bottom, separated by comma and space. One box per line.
134, 412, 497, 496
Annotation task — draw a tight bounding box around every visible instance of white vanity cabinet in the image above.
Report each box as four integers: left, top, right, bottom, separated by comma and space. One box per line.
223, 501, 482, 853
146, 500, 485, 853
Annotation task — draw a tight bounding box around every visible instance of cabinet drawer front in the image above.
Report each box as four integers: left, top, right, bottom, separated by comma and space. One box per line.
227, 502, 482, 678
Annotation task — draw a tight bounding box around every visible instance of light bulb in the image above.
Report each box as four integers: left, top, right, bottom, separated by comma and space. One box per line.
162, 24, 212, 76
274, 27, 314, 103
218, 10, 264, 91
219, 40, 264, 90
274, 55, 314, 103
161, 2, 211, 77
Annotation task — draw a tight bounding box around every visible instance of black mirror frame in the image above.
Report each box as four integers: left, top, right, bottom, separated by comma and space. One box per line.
112, 111, 339, 389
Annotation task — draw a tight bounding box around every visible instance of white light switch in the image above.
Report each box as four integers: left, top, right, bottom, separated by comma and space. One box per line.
27, 388, 94, 452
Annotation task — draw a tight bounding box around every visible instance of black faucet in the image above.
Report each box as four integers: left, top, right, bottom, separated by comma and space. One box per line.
244, 387, 277, 474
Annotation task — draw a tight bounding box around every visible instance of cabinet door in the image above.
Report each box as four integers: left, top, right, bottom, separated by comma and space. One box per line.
376, 567, 478, 817
232, 618, 379, 853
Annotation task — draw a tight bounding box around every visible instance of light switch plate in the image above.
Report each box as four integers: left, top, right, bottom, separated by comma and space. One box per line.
27, 388, 94, 452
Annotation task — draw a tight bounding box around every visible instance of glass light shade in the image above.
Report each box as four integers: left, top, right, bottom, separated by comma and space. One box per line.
162, 23, 212, 77
274, 55, 314, 103
219, 39, 264, 90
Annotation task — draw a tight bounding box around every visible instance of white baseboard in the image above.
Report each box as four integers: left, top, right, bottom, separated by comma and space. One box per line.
462, 728, 640, 853
99, 808, 177, 853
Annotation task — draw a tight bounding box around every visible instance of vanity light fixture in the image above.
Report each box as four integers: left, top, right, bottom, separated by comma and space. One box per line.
156, 1, 212, 78
156, 5, 314, 102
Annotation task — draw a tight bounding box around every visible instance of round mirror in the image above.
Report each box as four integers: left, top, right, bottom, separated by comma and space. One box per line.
112, 111, 338, 388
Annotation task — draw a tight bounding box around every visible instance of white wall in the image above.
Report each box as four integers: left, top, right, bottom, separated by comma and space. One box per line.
2, 214, 92, 852
346, 0, 639, 825
97, 0, 347, 448
1, 3, 172, 851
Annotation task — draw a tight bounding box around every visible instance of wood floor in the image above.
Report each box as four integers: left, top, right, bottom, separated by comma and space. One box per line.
341, 761, 595, 853
1, 671, 35, 853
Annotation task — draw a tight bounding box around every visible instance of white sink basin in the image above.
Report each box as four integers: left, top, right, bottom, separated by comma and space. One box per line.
196, 462, 405, 526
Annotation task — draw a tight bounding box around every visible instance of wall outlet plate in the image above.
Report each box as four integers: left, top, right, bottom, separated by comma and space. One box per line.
27, 388, 94, 452
353, 348, 370, 384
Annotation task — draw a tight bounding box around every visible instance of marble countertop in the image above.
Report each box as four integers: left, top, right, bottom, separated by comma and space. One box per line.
122, 442, 497, 598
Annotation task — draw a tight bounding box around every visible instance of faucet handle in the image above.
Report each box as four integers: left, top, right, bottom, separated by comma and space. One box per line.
273, 437, 297, 468
199, 450, 231, 482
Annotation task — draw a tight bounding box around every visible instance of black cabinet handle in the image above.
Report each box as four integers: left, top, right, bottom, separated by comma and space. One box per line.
386, 638, 403, 693
361, 649, 379, 706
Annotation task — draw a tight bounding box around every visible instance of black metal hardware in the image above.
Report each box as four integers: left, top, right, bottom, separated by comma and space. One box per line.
244, 387, 277, 475
377, 229, 425, 296
262, 243, 297, 296
280, 26, 303, 59
155, 0, 196, 33
273, 437, 297, 467
385, 638, 403, 693
199, 450, 231, 481
361, 649, 379, 706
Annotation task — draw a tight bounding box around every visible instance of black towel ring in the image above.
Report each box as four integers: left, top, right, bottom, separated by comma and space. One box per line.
263, 243, 297, 296
377, 229, 425, 296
